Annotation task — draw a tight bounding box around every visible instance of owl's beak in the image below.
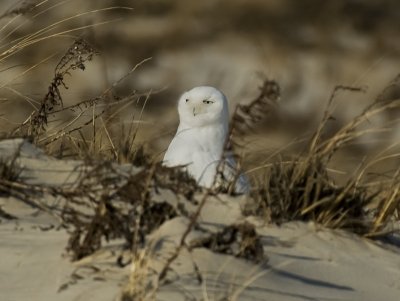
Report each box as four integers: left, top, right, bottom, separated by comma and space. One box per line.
192, 105, 205, 116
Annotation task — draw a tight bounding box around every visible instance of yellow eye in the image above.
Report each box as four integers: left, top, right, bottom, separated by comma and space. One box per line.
203, 100, 213, 104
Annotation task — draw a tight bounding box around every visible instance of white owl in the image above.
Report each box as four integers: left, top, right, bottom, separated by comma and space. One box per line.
163, 86, 249, 194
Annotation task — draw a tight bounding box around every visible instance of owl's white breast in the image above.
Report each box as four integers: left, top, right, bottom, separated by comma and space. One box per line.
163, 123, 227, 185
163, 85, 249, 193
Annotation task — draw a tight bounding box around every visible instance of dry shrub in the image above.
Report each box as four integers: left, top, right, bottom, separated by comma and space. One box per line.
29, 39, 98, 135
0, 142, 23, 195
228, 78, 280, 154
11, 37, 100, 139
0, 143, 25, 220
255, 159, 374, 233
59, 160, 197, 261
231, 78, 280, 136
0, 153, 21, 220
218, 78, 280, 195
372, 169, 400, 235
189, 221, 265, 263
248, 83, 400, 235
8, 36, 152, 162
0, 154, 21, 184
1, 2, 136, 160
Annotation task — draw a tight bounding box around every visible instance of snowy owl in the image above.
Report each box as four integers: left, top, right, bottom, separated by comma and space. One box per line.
163, 86, 249, 194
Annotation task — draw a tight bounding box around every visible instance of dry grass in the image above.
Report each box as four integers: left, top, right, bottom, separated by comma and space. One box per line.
0, 140, 24, 199
246, 84, 400, 235
189, 221, 265, 263
56, 160, 196, 261
0, 2, 399, 300
120, 248, 156, 301
1, 47, 399, 300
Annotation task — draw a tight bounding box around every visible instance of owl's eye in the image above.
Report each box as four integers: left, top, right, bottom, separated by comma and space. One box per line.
203, 99, 213, 104
185, 99, 189, 103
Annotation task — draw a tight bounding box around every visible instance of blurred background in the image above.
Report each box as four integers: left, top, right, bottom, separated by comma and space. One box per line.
0, 0, 399, 178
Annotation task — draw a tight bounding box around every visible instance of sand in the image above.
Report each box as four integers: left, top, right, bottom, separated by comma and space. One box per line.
1, 138, 399, 301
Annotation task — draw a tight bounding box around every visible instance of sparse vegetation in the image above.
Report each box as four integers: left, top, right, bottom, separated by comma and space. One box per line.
0, 1, 399, 300
60, 160, 197, 261
245, 84, 400, 235
189, 221, 265, 263
0, 141, 23, 197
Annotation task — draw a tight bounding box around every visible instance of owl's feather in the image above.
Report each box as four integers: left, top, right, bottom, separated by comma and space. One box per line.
163, 86, 249, 193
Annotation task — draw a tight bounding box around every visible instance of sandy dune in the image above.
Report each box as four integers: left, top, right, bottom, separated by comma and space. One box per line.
0, 138, 399, 301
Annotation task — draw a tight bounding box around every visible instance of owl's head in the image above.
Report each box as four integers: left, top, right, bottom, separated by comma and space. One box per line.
177, 86, 229, 128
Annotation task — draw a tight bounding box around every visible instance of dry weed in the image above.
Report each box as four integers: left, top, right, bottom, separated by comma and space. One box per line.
120, 248, 156, 301
0, 142, 23, 196
0, 4, 399, 299
189, 221, 265, 263
248, 82, 400, 235
28, 38, 98, 135
59, 160, 197, 260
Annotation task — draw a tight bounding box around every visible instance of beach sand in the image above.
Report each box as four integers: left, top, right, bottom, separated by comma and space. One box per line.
1, 138, 399, 301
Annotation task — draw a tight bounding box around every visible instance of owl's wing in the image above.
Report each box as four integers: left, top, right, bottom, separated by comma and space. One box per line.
163, 133, 195, 167
164, 131, 249, 194
164, 133, 220, 185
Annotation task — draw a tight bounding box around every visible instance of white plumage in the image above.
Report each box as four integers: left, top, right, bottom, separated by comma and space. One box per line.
163, 86, 249, 194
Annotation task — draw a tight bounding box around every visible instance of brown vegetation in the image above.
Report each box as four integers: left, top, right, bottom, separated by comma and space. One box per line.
0, 1, 399, 300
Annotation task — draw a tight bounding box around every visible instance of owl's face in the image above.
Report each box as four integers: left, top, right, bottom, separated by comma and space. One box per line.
178, 86, 229, 128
